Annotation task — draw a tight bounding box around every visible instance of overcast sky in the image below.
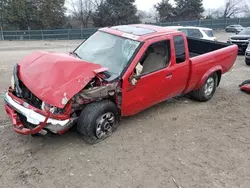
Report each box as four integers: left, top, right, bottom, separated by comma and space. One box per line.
135, 0, 225, 11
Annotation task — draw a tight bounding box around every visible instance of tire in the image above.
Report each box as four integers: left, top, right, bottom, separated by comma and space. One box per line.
190, 73, 218, 102
77, 100, 119, 144
245, 58, 250, 66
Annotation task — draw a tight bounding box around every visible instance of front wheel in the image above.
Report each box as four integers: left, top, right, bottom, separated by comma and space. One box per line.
190, 73, 218, 102
77, 100, 119, 144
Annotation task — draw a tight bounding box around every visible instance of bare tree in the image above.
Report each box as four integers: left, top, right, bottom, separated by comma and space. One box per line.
91, 0, 104, 8
204, 8, 223, 19
68, 0, 103, 27
222, 0, 244, 18
205, 0, 246, 19
243, 0, 250, 17
204, 9, 218, 19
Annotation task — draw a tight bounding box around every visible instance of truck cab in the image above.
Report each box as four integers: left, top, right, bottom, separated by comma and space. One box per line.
116, 26, 191, 115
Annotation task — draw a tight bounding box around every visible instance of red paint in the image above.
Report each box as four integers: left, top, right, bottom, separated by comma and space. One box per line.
58, 128, 70, 135
186, 45, 238, 92
4, 24, 239, 135
5, 103, 51, 135
121, 31, 238, 116
240, 80, 250, 93
240, 85, 250, 93
18, 51, 102, 108
100, 24, 178, 42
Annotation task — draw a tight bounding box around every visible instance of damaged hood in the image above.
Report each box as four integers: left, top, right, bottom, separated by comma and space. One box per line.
18, 51, 103, 108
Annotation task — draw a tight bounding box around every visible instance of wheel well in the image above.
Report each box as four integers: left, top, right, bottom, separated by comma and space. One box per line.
215, 70, 222, 86
107, 96, 121, 116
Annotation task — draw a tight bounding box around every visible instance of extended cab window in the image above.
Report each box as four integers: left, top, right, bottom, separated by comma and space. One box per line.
174, 36, 186, 64
138, 40, 171, 75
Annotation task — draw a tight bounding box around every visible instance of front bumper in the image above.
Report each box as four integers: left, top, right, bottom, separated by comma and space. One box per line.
238, 46, 248, 52
245, 50, 250, 58
227, 41, 248, 53
4, 92, 73, 135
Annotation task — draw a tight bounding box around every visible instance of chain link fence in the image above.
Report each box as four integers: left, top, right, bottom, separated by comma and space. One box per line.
158, 18, 250, 28
1, 18, 250, 41
0, 28, 98, 41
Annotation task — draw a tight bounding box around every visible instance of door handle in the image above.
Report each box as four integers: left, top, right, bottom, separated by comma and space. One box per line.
166, 73, 172, 78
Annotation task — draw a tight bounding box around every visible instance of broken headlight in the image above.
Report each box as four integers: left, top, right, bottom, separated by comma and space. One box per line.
41, 102, 64, 114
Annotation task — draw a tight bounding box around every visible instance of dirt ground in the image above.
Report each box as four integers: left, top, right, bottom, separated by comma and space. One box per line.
0, 32, 250, 188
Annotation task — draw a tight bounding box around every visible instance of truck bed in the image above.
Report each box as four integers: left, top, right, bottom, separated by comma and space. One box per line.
187, 37, 231, 58
184, 38, 238, 93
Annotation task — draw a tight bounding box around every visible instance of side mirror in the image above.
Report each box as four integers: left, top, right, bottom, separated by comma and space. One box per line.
130, 62, 143, 86
130, 75, 141, 86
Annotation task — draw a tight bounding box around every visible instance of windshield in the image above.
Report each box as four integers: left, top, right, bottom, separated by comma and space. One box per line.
203, 29, 214, 37
238, 28, 250, 35
74, 31, 140, 76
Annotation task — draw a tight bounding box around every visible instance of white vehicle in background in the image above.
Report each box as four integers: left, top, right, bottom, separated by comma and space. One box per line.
165, 26, 217, 41
245, 43, 250, 65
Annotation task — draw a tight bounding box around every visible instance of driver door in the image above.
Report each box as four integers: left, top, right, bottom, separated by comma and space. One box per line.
121, 37, 174, 116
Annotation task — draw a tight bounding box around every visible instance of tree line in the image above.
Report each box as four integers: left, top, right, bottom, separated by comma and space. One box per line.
0, 0, 66, 29
155, 0, 204, 22
0, 0, 249, 30
0, 0, 140, 29
155, 0, 250, 22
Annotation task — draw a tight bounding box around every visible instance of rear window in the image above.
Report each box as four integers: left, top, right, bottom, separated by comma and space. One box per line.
174, 36, 186, 64
203, 30, 214, 37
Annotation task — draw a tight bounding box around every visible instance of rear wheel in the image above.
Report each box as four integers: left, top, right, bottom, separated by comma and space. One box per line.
77, 100, 119, 144
245, 58, 250, 66
190, 73, 218, 102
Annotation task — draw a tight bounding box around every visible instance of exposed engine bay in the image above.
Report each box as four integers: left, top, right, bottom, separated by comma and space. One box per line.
72, 76, 120, 111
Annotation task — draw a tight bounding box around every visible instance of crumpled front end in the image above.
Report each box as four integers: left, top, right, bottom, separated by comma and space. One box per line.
3, 61, 78, 135
4, 57, 121, 136
4, 91, 75, 135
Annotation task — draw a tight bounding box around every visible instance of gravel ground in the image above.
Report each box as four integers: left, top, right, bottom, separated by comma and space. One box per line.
0, 32, 250, 188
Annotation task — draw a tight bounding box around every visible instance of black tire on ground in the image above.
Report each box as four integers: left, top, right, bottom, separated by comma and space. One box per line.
190, 73, 218, 102
77, 100, 119, 144
245, 58, 250, 66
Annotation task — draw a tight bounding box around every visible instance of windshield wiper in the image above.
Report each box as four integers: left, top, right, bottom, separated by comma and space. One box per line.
70, 51, 81, 59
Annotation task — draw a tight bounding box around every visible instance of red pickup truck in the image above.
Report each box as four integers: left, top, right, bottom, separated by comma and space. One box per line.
4, 24, 238, 144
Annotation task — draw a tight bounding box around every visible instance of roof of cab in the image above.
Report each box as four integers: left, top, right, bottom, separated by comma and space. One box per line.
99, 24, 181, 42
